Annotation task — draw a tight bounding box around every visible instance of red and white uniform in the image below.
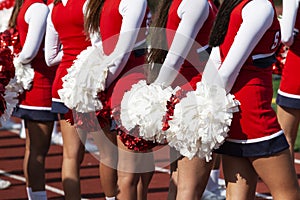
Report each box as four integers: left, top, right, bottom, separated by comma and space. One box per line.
210, 0, 288, 157
156, 0, 216, 90
277, 0, 300, 109
100, 0, 147, 113
45, 0, 91, 114
13, 0, 57, 121
95, 0, 150, 151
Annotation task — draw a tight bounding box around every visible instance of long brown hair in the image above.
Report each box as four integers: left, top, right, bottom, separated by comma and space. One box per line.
84, 0, 105, 36
209, 0, 243, 47
8, 0, 24, 28
146, 0, 172, 83
53, 0, 61, 5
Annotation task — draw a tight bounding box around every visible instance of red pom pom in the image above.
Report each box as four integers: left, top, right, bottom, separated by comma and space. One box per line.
0, 30, 15, 89
0, 94, 6, 116
0, 0, 15, 10
162, 89, 187, 131
117, 129, 157, 152
272, 43, 288, 75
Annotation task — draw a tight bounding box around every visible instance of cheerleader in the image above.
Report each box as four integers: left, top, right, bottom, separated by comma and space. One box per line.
0, 25, 15, 190
276, 0, 300, 161
207, 0, 300, 198
45, 0, 126, 198
44, 0, 103, 199
8, 0, 57, 199
84, 0, 155, 199
147, 0, 219, 199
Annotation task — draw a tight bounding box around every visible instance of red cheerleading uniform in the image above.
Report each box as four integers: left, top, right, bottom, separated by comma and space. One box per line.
51, 0, 91, 113
13, 0, 57, 121
98, 0, 154, 151
277, 7, 300, 109
215, 0, 288, 157
165, 0, 216, 91
101, 0, 147, 115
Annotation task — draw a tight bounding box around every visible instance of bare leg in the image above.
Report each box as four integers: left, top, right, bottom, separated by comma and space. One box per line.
137, 156, 155, 200
117, 137, 140, 200
277, 105, 300, 160
168, 147, 180, 200
23, 123, 29, 187
222, 155, 258, 200
176, 156, 213, 200
24, 120, 54, 191
90, 127, 118, 198
251, 149, 300, 200
168, 165, 178, 200
60, 118, 86, 200
117, 136, 155, 200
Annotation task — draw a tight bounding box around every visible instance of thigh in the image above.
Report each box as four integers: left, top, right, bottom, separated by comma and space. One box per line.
277, 106, 300, 142
117, 136, 154, 174
177, 156, 213, 198
26, 120, 54, 152
60, 119, 85, 159
251, 149, 300, 200
89, 127, 118, 163
222, 155, 258, 200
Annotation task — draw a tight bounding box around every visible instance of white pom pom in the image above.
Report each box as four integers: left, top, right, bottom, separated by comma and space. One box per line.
13, 58, 34, 90
165, 81, 240, 161
120, 80, 178, 143
58, 45, 108, 113
0, 77, 21, 122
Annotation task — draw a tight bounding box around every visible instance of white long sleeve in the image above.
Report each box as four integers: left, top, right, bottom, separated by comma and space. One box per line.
17, 3, 48, 64
280, 0, 299, 46
211, 0, 274, 93
44, 1, 89, 66
105, 0, 147, 88
153, 0, 209, 87
44, 3, 63, 66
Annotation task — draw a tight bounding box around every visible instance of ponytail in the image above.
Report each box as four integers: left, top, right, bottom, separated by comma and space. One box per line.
209, 0, 243, 46
146, 0, 172, 83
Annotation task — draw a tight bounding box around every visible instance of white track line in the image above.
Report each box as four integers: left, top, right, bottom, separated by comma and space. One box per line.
255, 192, 273, 199
155, 166, 170, 174
154, 166, 273, 199
9, 129, 20, 134
7, 130, 300, 199
0, 169, 89, 200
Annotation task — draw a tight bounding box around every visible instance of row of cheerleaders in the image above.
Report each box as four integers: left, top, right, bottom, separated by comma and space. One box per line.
0, 0, 287, 161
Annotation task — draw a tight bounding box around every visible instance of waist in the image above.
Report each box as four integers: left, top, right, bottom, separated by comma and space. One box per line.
132, 39, 147, 58
245, 53, 276, 68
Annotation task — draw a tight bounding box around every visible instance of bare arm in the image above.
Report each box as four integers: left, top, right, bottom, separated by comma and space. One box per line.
17, 3, 48, 64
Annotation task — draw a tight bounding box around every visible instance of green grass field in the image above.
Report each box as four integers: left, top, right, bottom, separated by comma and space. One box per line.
272, 76, 300, 152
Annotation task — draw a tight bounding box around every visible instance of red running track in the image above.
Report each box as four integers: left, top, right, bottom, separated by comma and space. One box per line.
1, 128, 300, 200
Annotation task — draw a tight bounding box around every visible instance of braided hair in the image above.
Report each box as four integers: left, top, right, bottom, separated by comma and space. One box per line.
209, 0, 243, 47
146, 0, 172, 83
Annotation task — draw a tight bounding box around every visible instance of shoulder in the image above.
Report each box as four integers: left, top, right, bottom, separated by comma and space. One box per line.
242, 0, 274, 23
29, 2, 49, 12
243, 0, 273, 16
26, 2, 49, 18
178, 0, 208, 19
119, 0, 147, 14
